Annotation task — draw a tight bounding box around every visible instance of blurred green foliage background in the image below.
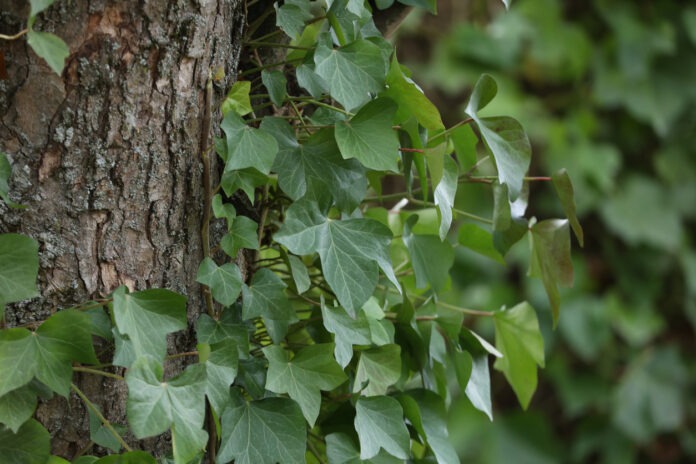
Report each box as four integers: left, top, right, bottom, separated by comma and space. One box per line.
397, 1, 696, 462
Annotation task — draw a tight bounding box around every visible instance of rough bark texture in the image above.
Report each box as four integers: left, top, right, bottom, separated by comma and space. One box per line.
0, 0, 245, 458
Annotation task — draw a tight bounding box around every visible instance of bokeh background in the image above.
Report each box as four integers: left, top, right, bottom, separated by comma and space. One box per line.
395, 1, 696, 462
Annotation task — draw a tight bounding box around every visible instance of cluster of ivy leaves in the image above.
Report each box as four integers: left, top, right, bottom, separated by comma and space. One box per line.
1, 0, 582, 463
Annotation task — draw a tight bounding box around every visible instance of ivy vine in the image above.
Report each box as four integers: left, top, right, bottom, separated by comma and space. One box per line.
0, 0, 582, 463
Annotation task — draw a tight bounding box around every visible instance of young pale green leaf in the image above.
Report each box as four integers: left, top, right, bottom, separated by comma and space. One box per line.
529, 219, 573, 325
264, 344, 347, 425
0, 419, 50, 464
274, 200, 398, 316
125, 357, 207, 463
221, 80, 252, 116
275, 0, 313, 38
457, 223, 505, 264
196, 258, 243, 307
221, 112, 278, 174
321, 299, 372, 368
220, 168, 267, 204
0, 386, 37, 433
261, 70, 288, 107
450, 124, 478, 171
111, 287, 187, 363
493, 302, 545, 409
287, 254, 311, 294
241, 268, 297, 343
0, 310, 97, 397
353, 344, 402, 396
325, 433, 403, 464
383, 55, 444, 131
27, 30, 69, 75
552, 169, 584, 247
434, 155, 458, 240
397, 390, 458, 464
218, 395, 306, 464
354, 396, 410, 460
335, 98, 400, 172
403, 216, 454, 294
29, 0, 57, 16
0, 234, 39, 306
0, 153, 23, 209
268, 120, 367, 212
200, 340, 239, 415
314, 38, 388, 111
221, 216, 260, 257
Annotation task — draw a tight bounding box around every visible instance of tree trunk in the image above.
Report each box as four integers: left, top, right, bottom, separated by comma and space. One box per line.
0, 0, 245, 457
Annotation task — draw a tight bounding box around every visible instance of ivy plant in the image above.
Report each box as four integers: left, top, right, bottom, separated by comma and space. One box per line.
0, 0, 583, 462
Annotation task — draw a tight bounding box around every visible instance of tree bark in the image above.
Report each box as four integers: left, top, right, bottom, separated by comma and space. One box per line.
0, 0, 245, 458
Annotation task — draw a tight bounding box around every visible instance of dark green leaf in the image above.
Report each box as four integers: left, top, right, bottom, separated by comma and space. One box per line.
457, 223, 505, 264
275, 0, 313, 38
0, 386, 37, 433
0, 420, 50, 464
126, 357, 207, 463
552, 169, 584, 247
88, 406, 126, 452
264, 343, 347, 425
494, 302, 545, 409
220, 168, 267, 204
0, 234, 39, 306
354, 345, 401, 396
241, 268, 297, 343
274, 200, 398, 316
218, 394, 306, 464
200, 339, 239, 415
196, 258, 243, 307
196, 310, 249, 358
296, 64, 330, 99
221, 216, 259, 257
261, 70, 287, 107
92, 451, 157, 464
398, 0, 437, 13
354, 396, 410, 460
493, 217, 528, 256
325, 432, 403, 464
221, 112, 278, 175
321, 299, 372, 368
335, 98, 400, 172
212, 194, 236, 225
27, 30, 69, 75
403, 216, 454, 294
221, 81, 252, 116
287, 254, 311, 294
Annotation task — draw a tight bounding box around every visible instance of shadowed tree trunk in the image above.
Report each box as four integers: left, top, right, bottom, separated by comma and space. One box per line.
0, 0, 245, 457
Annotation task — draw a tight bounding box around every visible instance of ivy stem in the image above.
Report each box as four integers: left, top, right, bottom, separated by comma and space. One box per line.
166, 351, 199, 360
409, 197, 493, 225
71, 383, 133, 452
200, 75, 216, 318
307, 436, 327, 464
289, 99, 312, 135
428, 118, 474, 144
293, 97, 353, 116
0, 29, 28, 40
327, 12, 347, 46
399, 147, 424, 154
73, 366, 125, 381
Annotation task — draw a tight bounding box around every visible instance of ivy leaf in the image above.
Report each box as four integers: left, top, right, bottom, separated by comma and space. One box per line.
465, 74, 531, 200
457, 224, 505, 264
274, 199, 398, 316
433, 155, 458, 240
552, 169, 584, 247
267, 118, 366, 212
403, 216, 454, 294
29, 0, 57, 16
383, 55, 444, 131
196, 258, 243, 307
264, 344, 347, 425
221, 80, 252, 116
314, 38, 388, 111
458, 351, 493, 420
335, 98, 400, 172
325, 433, 403, 464
196, 310, 250, 359
200, 339, 239, 415
398, 0, 437, 13
275, 0, 313, 39
27, 30, 69, 75
296, 64, 330, 99
0, 420, 50, 464
321, 299, 372, 368
221, 216, 259, 257
220, 168, 267, 204
241, 268, 297, 343
529, 219, 573, 326
111, 287, 187, 363
0, 153, 24, 209
90, 452, 157, 464
88, 406, 126, 452
287, 254, 311, 294
354, 396, 410, 460
396, 390, 458, 464
0, 385, 37, 433
221, 112, 278, 175
125, 357, 207, 464
218, 394, 306, 464
0, 310, 97, 397
0, 234, 39, 309
261, 70, 287, 107
493, 302, 545, 409
354, 345, 402, 396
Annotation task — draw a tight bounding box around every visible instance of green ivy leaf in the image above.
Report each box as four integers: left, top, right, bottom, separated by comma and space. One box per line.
296, 64, 330, 99
463, 352, 493, 420
494, 302, 545, 409
200, 339, 239, 415
0, 234, 39, 311
125, 357, 207, 464
354, 344, 402, 396
88, 406, 126, 452
274, 199, 398, 316
433, 155, 458, 240
212, 194, 237, 225
335, 98, 400, 172
264, 343, 347, 425
0, 310, 97, 397
457, 223, 505, 264
325, 433, 403, 464
261, 70, 288, 107
218, 393, 306, 464
354, 396, 410, 460
529, 219, 573, 326
450, 124, 478, 171
196, 257, 243, 307
241, 268, 297, 343
267, 118, 366, 212
221, 81, 252, 116
221, 112, 278, 175
314, 37, 388, 111
275, 0, 313, 39
220, 168, 267, 204
222, 216, 260, 257
403, 216, 454, 294
91, 451, 157, 464
465, 75, 531, 200
26, 30, 69, 75
0, 153, 23, 209
0, 420, 50, 464
196, 310, 249, 359
321, 299, 372, 368
29, 0, 57, 16
287, 254, 311, 294
111, 287, 187, 363
398, 0, 437, 13
0, 385, 37, 433
552, 169, 584, 247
